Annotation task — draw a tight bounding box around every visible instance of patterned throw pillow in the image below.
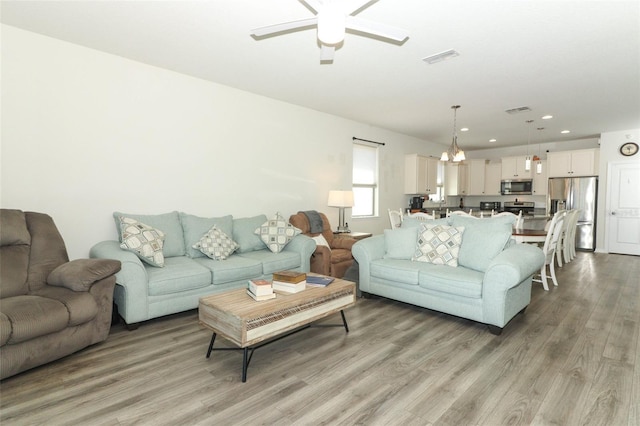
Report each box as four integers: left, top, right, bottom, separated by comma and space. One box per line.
118, 216, 165, 267
412, 223, 465, 267
254, 212, 301, 253
193, 225, 240, 260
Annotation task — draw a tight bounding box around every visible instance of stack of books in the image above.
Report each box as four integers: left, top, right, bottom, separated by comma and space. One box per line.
246, 279, 276, 301
272, 270, 307, 293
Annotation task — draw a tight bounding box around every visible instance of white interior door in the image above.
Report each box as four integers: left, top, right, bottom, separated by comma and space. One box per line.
607, 161, 640, 255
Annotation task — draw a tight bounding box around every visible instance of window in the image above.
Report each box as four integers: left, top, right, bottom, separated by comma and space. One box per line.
352, 143, 378, 217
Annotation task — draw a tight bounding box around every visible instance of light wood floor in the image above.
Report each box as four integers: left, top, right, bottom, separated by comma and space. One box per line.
1, 252, 638, 425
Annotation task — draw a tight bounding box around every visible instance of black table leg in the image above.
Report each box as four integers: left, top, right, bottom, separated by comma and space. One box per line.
242, 347, 249, 383
340, 310, 349, 333
206, 333, 217, 358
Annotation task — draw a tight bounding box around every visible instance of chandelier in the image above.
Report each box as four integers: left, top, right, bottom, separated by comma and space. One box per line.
440, 105, 465, 162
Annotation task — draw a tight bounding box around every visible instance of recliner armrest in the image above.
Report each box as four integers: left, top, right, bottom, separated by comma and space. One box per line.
331, 236, 357, 250
48, 258, 121, 292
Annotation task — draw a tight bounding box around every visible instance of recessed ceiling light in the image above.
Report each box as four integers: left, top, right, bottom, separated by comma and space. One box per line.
460, 128, 469, 132
561, 130, 571, 134
489, 139, 497, 143
542, 115, 553, 120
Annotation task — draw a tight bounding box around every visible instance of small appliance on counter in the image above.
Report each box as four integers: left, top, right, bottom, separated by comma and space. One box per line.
479, 201, 501, 212
409, 196, 424, 210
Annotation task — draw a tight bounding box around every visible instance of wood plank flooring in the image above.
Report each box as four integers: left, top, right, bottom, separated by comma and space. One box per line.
1, 252, 638, 425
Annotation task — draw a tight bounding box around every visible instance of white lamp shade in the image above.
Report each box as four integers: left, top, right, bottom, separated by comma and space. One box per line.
328, 190, 354, 207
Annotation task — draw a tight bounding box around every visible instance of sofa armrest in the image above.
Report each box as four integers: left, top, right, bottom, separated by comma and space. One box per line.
351, 235, 385, 292
484, 244, 545, 291
282, 234, 316, 272
90, 240, 151, 324
47, 258, 121, 292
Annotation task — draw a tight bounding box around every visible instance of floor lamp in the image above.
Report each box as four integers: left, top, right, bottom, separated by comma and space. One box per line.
328, 190, 354, 233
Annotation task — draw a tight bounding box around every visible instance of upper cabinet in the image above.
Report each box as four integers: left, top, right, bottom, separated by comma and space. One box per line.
404, 154, 438, 194
547, 148, 599, 177
532, 160, 547, 195
484, 162, 502, 196
501, 155, 533, 179
466, 159, 487, 195
445, 159, 487, 196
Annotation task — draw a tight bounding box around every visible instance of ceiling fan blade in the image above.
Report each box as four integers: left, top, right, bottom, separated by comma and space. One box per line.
320, 44, 335, 61
250, 17, 318, 37
345, 16, 409, 42
300, 0, 323, 14
344, 0, 378, 15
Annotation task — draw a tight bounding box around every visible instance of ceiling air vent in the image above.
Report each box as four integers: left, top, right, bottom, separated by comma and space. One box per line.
505, 106, 532, 114
422, 49, 459, 65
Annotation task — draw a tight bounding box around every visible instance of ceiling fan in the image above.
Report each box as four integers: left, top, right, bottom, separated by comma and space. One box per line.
250, 0, 409, 62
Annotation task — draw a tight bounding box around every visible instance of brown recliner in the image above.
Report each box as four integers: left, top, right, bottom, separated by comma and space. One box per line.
0, 209, 121, 379
289, 211, 356, 278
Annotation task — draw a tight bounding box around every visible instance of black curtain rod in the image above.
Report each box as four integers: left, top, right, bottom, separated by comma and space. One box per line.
353, 137, 386, 146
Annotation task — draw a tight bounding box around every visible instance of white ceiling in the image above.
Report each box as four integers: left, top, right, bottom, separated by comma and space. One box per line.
2, 0, 639, 150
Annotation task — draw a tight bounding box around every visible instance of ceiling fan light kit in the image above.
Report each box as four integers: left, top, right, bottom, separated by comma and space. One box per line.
250, 0, 409, 61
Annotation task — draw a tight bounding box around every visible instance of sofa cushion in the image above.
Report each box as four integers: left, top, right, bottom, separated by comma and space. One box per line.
255, 212, 301, 253
370, 259, 423, 285
48, 259, 121, 292
417, 266, 484, 299
193, 226, 240, 260
32, 286, 99, 326
412, 224, 464, 267
383, 227, 418, 260
113, 211, 185, 257
180, 213, 234, 258
146, 257, 212, 296
311, 234, 330, 250
233, 215, 268, 253
195, 255, 263, 285
238, 250, 301, 274
0, 209, 31, 299
0, 295, 69, 344
118, 217, 166, 267
450, 216, 513, 272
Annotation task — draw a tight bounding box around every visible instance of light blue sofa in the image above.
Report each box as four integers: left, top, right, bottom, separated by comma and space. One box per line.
90, 211, 315, 328
352, 215, 545, 334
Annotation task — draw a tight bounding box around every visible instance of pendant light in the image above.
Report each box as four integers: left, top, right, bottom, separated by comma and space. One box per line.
536, 127, 544, 174
524, 120, 533, 171
440, 105, 465, 162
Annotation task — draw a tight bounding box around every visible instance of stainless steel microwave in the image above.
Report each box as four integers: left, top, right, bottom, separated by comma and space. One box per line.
500, 179, 533, 195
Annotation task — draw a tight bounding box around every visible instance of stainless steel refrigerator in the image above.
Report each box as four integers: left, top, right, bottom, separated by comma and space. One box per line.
548, 176, 598, 251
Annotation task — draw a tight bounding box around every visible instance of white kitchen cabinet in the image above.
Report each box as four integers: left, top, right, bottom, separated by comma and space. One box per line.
501, 156, 532, 179
484, 163, 502, 196
466, 159, 486, 195
532, 160, 547, 195
547, 148, 599, 177
445, 162, 463, 195
404, 154, 439, 194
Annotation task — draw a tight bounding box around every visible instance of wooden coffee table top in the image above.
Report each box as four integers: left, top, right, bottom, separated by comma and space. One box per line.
199, 277, 356, 347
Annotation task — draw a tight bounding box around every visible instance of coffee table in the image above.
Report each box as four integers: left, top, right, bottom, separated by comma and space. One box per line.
198, 277, 356, 382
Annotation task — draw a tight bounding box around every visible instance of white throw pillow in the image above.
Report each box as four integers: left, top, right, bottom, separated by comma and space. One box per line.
254, 212, 301, 253
311, 234, 331, 251
193, 225, 240, 260
118, 216, 165, 267
412, 223, 464, 267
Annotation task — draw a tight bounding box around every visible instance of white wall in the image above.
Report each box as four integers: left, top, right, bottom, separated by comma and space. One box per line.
1, 25, 444, 258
